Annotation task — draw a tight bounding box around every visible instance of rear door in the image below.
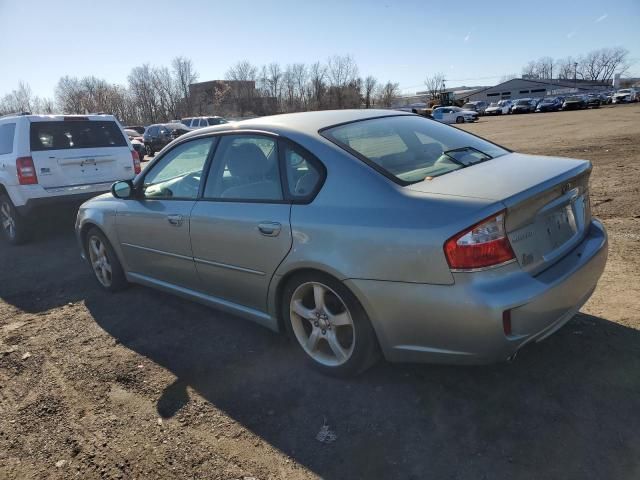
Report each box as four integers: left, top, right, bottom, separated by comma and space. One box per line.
189, 134, 292, 312
29, 118, 134, 187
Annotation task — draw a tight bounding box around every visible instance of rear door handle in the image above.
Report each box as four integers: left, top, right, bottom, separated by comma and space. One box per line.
167, 214, 184, 226
258, 222, 281, 237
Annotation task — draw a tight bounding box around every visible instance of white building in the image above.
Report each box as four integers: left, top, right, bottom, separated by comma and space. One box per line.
463, 78, 612, 102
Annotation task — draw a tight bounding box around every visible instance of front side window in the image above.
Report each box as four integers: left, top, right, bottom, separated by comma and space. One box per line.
204, 135, 282, 201
0, 123, 16, 155
323, 115, 508, 184
142, 137, 215, 199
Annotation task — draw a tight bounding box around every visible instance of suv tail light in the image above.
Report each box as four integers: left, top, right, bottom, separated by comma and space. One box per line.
131, 150, 141, 174
16, 156, 38, 185
444, 211, 515, 270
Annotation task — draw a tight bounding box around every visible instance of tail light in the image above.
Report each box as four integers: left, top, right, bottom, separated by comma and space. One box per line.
16, 156, 38, 185
131, 150, 141, 174
444, 211, 515, 270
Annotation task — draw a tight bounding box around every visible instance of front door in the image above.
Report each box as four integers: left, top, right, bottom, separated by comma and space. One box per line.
189, 134, 292, 312
116, 137, 216, 290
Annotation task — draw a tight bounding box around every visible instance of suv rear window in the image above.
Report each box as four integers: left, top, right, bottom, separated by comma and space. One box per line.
30, 121, 127, 151
322, 115, 508, 184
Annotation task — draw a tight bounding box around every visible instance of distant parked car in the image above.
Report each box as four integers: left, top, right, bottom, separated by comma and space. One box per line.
536, 97, 563, 112
143, 123, 191, 157
586, 94, 602, 109
612, 88, 638, 103
484, 100, 512, 115
461, 101, 489, 115
124, 125, 146, 135
511, 98, 537, 113
562, 95, 587, 110
432, 106, 478, 124
181, 116, 229, 129
0, 113, 140, 245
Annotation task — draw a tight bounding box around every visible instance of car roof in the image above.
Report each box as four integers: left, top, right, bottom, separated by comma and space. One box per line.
1, 113, 118, 122
179, 109, 413, 140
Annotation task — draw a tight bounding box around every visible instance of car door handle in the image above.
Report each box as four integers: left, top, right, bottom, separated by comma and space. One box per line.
167, 214, 184, 226
258, 222, 281, 237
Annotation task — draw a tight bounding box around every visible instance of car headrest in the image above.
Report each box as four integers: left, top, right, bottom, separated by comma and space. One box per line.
227, 143, 269, 179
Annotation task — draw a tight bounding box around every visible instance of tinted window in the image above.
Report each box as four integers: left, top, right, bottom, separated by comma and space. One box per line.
143, 137, 215, 199
204, 135, 282, 201
323, 115, 508, 183
0, 123, 16, 155
30, 121, 127, 151
284, 145, 322, 199
148, 126, 159, 136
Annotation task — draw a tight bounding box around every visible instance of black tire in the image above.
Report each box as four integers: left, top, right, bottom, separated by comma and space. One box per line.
455, 116, 464, 124
85, 227, 128, 292
282, 271, 380, 377
145, 144, 154, 157
0, 194, 31, 245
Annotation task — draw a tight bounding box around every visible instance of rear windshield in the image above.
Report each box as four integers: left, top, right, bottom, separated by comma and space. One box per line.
30, 121, 127, 151
322, 115, 508, 184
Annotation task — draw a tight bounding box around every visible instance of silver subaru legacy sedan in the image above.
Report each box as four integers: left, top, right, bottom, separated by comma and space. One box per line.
76, 110, 608, 376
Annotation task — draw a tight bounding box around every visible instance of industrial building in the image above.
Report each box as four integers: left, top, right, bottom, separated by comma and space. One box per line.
462, 77, 612, 102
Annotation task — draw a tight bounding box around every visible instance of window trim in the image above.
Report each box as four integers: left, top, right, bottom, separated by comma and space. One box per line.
278, 137, 327, 204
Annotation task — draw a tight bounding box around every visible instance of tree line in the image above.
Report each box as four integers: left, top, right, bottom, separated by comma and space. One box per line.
520, 47, 630, 82
0, 55, 399, 124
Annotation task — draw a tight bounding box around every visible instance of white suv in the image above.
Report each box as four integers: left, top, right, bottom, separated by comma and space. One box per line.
0, 113, 141, 244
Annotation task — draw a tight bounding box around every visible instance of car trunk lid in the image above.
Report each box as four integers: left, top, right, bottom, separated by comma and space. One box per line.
407, 153, 592, 274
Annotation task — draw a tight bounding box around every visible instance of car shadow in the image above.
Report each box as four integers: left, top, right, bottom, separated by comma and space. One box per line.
83, 285, 640, 480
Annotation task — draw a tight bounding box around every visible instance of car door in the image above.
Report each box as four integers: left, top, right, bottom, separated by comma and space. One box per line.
189, 134, 293, 312
116, 136, 216, 290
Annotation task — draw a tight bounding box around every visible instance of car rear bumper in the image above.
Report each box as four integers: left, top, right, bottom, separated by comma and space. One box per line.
9, 182, 114, 215
346, 219, 608, 365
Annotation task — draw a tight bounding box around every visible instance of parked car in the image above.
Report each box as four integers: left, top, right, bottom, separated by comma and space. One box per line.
76, 110, 607, 376
484, 100, 512, 115
562, 95, 588, 110
432, 106, 478, 124
124, 125, 146, 135
586, 94, 602, 108
511, 98, 537, 113
535, 97, 563, 112
0, 113, 140, 245
181, 116, 229, 129
461, 101, 489, 115
612, 88, 638, 103
143, 123, 191, 157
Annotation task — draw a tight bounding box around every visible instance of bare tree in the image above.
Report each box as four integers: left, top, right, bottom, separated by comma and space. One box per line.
308, 61, 327, 109
327, 55, 359, 108
376, 81, 399, 107
424, 73, 446, 101
579, 47, 630, 81
172, 56, 198, 116
364, 75, 377, 108
225, 60, 258, 116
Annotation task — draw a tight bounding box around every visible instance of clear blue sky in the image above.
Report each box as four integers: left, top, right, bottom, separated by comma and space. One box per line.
1, 0, 638, 98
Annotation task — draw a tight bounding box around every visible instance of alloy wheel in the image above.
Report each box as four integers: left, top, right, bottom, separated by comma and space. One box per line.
0, 200, 16, 240
289, 281, 355, 366
88, 235, 113, 287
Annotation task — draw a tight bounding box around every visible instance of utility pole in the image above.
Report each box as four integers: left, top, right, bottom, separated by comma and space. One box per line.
574, 62, 578, 88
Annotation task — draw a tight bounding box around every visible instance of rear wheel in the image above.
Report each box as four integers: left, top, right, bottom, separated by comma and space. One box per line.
283, 272, 379, 376
85, 227, 127, 292
145, 144, 154, 157
0, 194, 30, 245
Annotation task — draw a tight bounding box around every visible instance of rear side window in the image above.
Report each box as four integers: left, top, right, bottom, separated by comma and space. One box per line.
0, 123, 16, 154
283, 144, 323, 200
30, 121, 127, 151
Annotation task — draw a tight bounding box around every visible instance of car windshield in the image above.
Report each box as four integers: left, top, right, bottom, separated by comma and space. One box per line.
462, 103, 474, 109
515, 99, 530, 105
566, 96, 582, 101
323, 115, 508, 184
618, 89, 631, 94
489, 103, 499, 107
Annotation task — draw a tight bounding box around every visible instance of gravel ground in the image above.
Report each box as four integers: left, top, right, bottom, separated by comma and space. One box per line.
1, 104, 639, 480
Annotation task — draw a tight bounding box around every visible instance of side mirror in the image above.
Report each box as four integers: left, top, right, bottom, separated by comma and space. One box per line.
111, 180, 134, 199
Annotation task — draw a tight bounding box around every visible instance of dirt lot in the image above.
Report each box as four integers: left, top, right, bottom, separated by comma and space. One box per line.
1, 104, 639, 480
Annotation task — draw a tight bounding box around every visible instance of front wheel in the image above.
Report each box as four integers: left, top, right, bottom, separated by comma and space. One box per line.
145, 144, 154, 157
283, 272, 379, 376
455, 116, 464, 124
85, 227, 128, 292
0, 194, 31, 245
